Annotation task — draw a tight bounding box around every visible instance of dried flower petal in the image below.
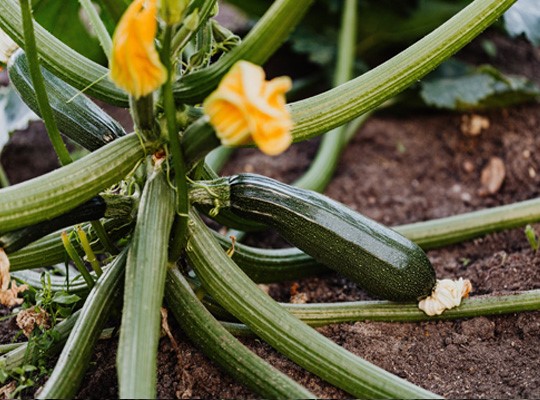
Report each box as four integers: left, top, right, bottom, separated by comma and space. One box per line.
418, 278, 472, 316
110, 0, 166, 98
0, 249, 28, 307
16, 306, 50, 337
0, 28, 18, 64
203, 61, 293, 156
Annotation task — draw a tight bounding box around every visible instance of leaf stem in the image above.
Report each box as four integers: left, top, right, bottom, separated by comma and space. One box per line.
185, 210, 440, 399
79, 0, 112, 59
161, 26, 189, 262
165, 266, 316, 399
293, 0, 360, 192
288, 0, 518, 141
19, 0, 72, 166
117, 166, 175, 398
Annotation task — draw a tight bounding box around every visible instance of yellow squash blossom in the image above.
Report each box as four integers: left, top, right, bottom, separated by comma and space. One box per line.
203, 61, 293, 156
110, 0, 166, 98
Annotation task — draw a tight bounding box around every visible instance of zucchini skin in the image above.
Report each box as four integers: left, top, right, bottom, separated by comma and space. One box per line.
227, 174, 436, 301
8, 49, 126, 151
0, 196, 106, 253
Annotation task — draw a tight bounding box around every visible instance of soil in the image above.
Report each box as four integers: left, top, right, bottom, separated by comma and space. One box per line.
1, 30, 540, 399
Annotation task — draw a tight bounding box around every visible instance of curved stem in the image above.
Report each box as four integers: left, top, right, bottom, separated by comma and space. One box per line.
162, 26, 189, 262
288, 0, 517, 142
165, 266, 315, 399
185, 210, 439, 399
395, 196, 540, 249
19, 0, 72, 165
294, 0, 360, 192
117, 166, 175, 398
37, 249, 127, 399
0, 134, 150, 234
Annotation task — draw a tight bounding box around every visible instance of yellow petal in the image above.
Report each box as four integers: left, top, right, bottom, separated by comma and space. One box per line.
203, 60, 293, 156
110, 0, 166, 98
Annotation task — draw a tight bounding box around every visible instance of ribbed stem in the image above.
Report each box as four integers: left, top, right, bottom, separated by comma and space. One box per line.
395, 197, 540, 249
288, 0, 517, 141
165, 266, 316, 399
293, 0, 359, 192
209, 289, 540, 327
19, 0, 72, 165
186, 211, 440, 399
0, 134, 150, 234
117, 166, 175, 398
37, 249, 127, 399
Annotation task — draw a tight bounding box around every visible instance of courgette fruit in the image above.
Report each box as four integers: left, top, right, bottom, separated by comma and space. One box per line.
0, 194, 133, 254
190, 173, 436, 301
8, 49, 126, 151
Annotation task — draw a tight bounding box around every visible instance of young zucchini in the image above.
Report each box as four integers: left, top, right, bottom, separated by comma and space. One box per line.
0, 194, 134, 254
8, 49, 126, 151
190, 173, 436, 301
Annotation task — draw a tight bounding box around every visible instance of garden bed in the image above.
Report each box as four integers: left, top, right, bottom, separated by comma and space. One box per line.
1, 30, 539, 399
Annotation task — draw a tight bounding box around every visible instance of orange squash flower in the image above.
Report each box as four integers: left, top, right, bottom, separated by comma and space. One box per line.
109, 0, 166, 98
203, 61, 293, 156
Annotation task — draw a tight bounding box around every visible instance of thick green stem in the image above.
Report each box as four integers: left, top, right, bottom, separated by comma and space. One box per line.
185, 210, 439, 399
79, 0, 112, 59
208, 289, 540, 328
396, 197, 540, 249
19, 0, 72, 165
117, 166, 175, 398
293, 0, 359, 192
130, 95, 158, 142
37, 249, 127, 399
165, 266, 315, 399
0, 134, 151, 234
289, 0, 517, 141
162, 26, 189, 262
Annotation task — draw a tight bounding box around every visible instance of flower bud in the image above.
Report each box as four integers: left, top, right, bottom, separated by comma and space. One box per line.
110, 0, 166, 99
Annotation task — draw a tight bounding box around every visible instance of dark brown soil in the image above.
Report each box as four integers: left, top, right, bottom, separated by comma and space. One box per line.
1, 31, 540, 399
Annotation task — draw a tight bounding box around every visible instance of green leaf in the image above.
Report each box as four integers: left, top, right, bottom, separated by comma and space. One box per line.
31, 0, 106, 63
0, 84, 39, 150
52, 292, 81, 305
0, 369, 8, 383
504, 0, 540, 46
420, 62, 540, 110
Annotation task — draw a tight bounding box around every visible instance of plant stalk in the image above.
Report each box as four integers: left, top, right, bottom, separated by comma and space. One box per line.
165, 266, 316, 399
37, 249, 128, 399
117, 165, 175, 398
288, 0, 518, 141
185, 210, 440, 399
19, 0, 72, 166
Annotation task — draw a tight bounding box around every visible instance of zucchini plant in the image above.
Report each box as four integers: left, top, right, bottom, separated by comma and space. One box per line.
0, 0, 538, 398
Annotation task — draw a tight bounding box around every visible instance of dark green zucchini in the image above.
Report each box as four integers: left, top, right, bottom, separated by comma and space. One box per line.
0, 194, 134, 254
190, 173, 436, 301
7, 49, 126, 151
